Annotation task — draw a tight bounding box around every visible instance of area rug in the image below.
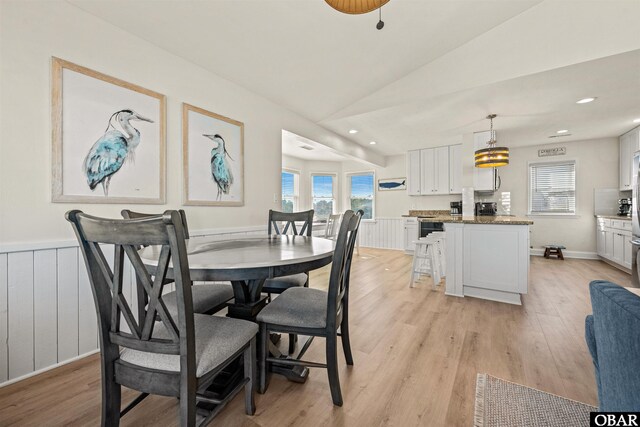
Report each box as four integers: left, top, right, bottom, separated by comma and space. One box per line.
474, 373, 596, 427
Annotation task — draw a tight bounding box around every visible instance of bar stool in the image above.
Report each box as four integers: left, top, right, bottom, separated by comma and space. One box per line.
430, 231, 446, 278
409, 236, 442, 288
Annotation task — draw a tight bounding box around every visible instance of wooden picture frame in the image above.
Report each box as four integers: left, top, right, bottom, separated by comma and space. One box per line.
52, 57, 166, 204
183, 103, 244, 206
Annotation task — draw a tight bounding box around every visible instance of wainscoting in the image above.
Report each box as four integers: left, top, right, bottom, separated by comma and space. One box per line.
0, 218, 405, 387
358, 218, 404, 250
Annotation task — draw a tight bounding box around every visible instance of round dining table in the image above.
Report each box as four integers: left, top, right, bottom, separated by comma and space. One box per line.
140, 234, 334, 319
139, 234, 335, 382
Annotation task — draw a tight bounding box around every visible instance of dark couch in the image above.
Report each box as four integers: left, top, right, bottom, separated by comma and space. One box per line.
585, 280, 640, 411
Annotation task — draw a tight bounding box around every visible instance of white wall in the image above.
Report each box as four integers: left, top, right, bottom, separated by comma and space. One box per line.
0, 0, 369, 247
484, 137, 620, 254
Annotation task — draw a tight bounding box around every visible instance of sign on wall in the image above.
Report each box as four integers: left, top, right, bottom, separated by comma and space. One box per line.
538, 147, 566, 157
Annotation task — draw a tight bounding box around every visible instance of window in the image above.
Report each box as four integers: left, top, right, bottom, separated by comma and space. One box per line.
311, 174, 336, 221
281, 170, 299, 212
348, 172, 374, 219
529, 161, 576, 215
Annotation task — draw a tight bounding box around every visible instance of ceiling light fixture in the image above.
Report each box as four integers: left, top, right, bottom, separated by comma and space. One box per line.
576, 97, 596, 104
369, 141, 377, 145
557, 129, 569, 134
325, 0, 390, 30
349, 129, 358, 134
633, 118, 640, 124
474, 114, 509, 168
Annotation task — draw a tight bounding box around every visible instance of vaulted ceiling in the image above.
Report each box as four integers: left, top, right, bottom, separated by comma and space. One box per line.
69, 0, 640, 157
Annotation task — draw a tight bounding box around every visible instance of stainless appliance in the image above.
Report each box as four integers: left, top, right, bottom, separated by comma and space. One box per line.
450, 201, 462, 216
475, 202, 497, 216
419, 220, 444, 238
632, 151, 640, 287
619, 198, 632, 217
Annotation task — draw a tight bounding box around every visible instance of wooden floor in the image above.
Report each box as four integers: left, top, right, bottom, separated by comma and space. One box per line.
0, 249, 631, 426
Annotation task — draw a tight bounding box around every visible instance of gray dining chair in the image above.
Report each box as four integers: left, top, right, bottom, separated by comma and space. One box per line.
263, 209, 314, 354
121, 209, 234, 321
257, 210, 363, 406
67, 210, 257, 426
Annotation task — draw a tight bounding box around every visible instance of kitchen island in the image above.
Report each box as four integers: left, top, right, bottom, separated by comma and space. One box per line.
442, 216, 533, 305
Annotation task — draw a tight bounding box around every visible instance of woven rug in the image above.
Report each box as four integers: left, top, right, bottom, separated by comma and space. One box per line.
474, 373, 596, 427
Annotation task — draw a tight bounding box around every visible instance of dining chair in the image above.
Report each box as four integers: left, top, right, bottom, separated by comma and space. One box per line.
257, 210, 363, 406
121, 209, 234, 320
263, 209, 314, 354
67, 210, 257, 426
324, 213, 343, 240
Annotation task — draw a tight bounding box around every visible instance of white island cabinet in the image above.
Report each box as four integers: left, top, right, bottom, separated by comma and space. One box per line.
444, 218, 532, 305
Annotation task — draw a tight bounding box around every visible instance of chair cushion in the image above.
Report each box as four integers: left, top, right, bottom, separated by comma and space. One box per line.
262, 273, 308, 293
162, 284, 234, 316
119, 314, 257, 378
257, 287, 327, 329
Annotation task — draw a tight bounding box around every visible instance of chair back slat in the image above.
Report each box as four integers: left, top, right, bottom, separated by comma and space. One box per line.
326, 210, 363, 328
268, 209, 314, 236
66, 210, 193, 359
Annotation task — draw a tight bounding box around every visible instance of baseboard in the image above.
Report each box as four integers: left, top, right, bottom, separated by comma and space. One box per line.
0, 349, 99, 388
530, 248, 599, 260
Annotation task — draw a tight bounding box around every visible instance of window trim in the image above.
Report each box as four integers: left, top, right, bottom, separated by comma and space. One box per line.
310, 172, 337, 219
281, 168, 300, 212
527, 159, 577, 217
345, 170, 376, 221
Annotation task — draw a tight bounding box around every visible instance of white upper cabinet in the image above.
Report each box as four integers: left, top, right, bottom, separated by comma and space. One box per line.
449, 144, 462, 194
620, 127, 640, 191
473, 131, 496, 192
407, 145, 453, 195
407, 150, 422, 195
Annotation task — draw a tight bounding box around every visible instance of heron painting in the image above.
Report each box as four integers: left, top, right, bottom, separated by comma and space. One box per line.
52, 57, 166, 204
204, 134, 234, 200
183, 103, 244, 206
84, 109, 154, 196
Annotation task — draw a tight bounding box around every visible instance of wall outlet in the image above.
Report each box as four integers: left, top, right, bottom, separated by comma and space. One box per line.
273, 193, 278, 203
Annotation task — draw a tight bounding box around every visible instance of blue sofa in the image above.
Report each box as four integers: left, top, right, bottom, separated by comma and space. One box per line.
585, 280, 640, 411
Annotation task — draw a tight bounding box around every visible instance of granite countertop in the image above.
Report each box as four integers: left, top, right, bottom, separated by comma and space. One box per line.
403, 211, 533, 225
595, 215, 631, 221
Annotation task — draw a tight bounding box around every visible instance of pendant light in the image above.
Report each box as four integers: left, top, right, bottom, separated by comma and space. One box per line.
474, 114, 509, 168
325, 0, 390, 29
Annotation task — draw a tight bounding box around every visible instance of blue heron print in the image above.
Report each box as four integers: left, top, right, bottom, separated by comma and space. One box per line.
204, 134, 234, 200
83, 109, 153, 196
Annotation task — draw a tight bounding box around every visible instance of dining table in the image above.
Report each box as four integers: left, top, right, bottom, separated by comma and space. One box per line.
138, 233, 335, 382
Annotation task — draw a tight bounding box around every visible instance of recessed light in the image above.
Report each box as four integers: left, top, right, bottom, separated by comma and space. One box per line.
557, 129, 569, 134
576, 97, 596, 104
369, 141, 377, 145
349, 129, 358, 134
633, 118, 640, 124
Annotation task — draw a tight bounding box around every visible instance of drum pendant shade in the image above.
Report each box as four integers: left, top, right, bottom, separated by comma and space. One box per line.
325, 0, 391, 14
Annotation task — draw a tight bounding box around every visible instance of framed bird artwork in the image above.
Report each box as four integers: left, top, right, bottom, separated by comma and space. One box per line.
182, 103, 244, 206
51, 57, 166, 204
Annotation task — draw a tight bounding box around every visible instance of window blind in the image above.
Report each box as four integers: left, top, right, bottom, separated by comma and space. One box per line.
529, 161, 576, 214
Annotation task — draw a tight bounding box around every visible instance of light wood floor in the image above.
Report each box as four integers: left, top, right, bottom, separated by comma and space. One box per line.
0, 249, 631, 426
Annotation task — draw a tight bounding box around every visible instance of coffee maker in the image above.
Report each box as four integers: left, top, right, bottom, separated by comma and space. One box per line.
619, 198, 632, 217
450, 201, 462, 216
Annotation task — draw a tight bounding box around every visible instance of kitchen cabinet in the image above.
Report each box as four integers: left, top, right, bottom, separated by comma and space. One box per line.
620, 127, 640, 191
449, 144, 462, 194
596, 217, 632, 271
407, 150, 421, 195
403, 217, 419, 252
473, 131, 498, 192
407, 145, 450, 195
